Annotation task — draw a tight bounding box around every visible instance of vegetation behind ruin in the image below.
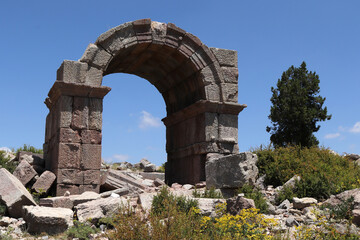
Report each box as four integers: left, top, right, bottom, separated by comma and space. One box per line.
254, 145, 360, 201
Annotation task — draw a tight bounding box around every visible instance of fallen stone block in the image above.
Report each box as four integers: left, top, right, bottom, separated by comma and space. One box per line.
139, 172, 165, 181
76, 197, 128, 224
100, 187, 129, 198
32, 170, 56, 194
144, 163, 156, 172
292, 197, 317, 210
138, 192, 157, 212
139, 158, 151, 169
206, 152, 258, 189
23, 206, 73, 235
101, 174, 127, 191
39, 196, 73, 209
183, 184, 194, 190
13, 160, 38, 186
153, 178, 165, 187
108, 169, 147, 190
17, 151, 45, 166
71, 191, 101, 206
142, 179, 154, 187
39, 191, 101, 209
226, 195, 255, 215
0, 168, 37, 218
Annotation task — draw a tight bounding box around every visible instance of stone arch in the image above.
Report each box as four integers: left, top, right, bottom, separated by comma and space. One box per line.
44, 19, 246, 195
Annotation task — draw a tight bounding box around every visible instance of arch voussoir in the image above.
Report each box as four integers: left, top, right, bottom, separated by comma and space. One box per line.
80, 43, 113, 71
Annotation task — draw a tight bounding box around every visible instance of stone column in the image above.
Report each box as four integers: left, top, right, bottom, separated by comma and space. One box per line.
44, 81, 110, 196
163, 100, 246, 185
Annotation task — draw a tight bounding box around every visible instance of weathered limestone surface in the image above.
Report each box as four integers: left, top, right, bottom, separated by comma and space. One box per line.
0, 168, 37, 218
226, 195, 256, 215
13, 160, 38, 186
292, 197, 318, 210
75, 197, 128, 223
32, 170, 56, 194
205, 152, 258, 189
23, 206, 73, 234
44, 19, 246, 194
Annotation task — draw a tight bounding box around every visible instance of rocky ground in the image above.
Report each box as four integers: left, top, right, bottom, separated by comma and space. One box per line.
1, 151, 360, 239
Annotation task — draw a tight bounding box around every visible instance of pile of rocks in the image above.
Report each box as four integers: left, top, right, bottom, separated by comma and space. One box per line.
11, 151, 56, 196
2, 151, 360, 238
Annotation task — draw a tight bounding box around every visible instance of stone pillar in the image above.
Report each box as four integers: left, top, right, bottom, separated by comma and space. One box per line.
44, 80, 110, 196
163, 100, 246, 185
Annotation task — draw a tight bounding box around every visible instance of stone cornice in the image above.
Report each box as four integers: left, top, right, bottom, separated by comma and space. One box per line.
162, 100, 247, 126
44, 81, 111, 109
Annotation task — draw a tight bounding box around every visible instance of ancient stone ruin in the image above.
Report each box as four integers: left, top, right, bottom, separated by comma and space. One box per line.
43, 19, 246, 196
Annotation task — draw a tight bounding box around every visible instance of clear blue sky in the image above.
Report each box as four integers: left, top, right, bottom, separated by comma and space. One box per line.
1, 1, 359, 166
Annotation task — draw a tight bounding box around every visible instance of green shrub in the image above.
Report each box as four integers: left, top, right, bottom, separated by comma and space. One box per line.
0, 202, 7, 216
0, 151, 17, 173
254, 145, 360, 200
238, 184, 268, 213
275, 185, 297, 205
65, 221, 98, 240
324, 197, 355, 220
152, 186, 198, 216
16, 144, 43, 154
0, 234, 13, 240
157, 163, 165, 173
193, 187, 223, 199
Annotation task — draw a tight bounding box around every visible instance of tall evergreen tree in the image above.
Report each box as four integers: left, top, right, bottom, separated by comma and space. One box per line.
266, 62, 331, 148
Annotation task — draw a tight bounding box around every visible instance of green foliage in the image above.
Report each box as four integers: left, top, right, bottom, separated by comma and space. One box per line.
65, 221, 98, 240
0, 202, 7, 216
325, 197, 355, 220
192, 187, 223, 199
0, 234, 13, 240
267, 61, 331, 148
151, 186, 198, 216
16, 144, 43, 154
275, 185, 297, 205
157, 163, 165, 173
111, 194, 202, 240
200, 208, 278, 239
254, 145, 360, 200
238, 184, 268, 213
0, 151, 17, 173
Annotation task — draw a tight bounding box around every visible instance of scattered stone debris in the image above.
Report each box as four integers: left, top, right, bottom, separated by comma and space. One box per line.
0, 168, 37, 218
2, 151, 360, 238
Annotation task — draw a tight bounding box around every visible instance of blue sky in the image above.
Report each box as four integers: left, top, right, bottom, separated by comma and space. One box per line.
0, 1, 359, 166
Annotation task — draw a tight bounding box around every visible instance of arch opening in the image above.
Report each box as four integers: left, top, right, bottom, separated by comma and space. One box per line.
44, 19, 246, 195
101, 73, 166, 167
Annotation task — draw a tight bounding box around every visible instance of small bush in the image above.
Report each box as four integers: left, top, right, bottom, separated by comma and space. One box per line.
254, 145, 360, 200
238, 184, 268, 213
200, 208, 278, 239
325, 197, 355, 220
152, 186, 198, 216
192, 187, 223, 199
157, 163, 165, 173
275, 185, 297, 205
65, 221, 98, 240
0, 151, 17, 173
16, 144, 43, 154
111, 196, 202, 240
0, 202, 7, 216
